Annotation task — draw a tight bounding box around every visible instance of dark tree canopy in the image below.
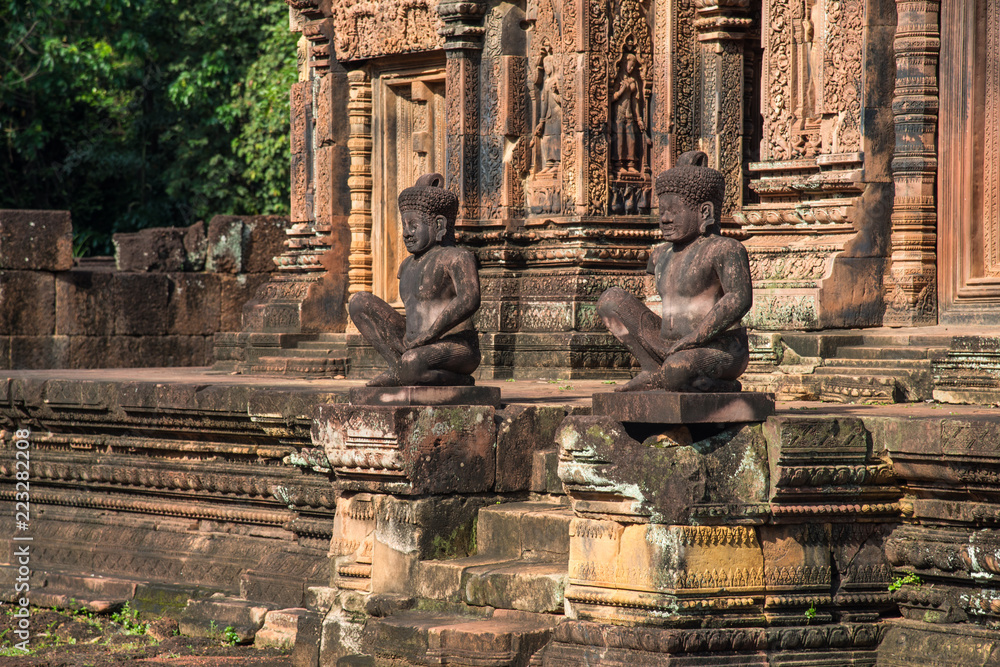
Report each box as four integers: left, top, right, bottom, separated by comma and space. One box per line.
0, 0, 296, 256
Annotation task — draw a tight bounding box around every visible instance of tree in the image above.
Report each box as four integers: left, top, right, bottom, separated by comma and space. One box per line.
0, 0, 296, 255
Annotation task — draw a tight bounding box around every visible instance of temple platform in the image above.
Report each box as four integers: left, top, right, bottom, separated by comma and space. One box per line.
2, 368, 999, 666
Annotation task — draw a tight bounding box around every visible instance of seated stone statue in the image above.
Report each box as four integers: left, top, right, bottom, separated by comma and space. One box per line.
348, 173, 482, 387
597, 151, 752, 392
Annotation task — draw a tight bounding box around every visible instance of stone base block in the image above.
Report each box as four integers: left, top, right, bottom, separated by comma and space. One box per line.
535, 620, 883, 666
877, 619, 1000, 667
179, 596, 274, 644
566, 521, 765, 622
557, 416, 769, 523
314, 404, 497, 494
362, 609, 557, 667
592, 391, 776, 424
349, 385, 501, 407
254, 608, 318, 652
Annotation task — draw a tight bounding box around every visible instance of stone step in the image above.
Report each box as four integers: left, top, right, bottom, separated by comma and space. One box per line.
833, 346, 946, 361
416, 557, 567, 613
362, 609, 558, 666
814, 361, 929, 373
818, 375, 904, 403
248, 356, 349, 376
179, 595, 276, 644
31, 572, 140, 613
475, 501, 573, 561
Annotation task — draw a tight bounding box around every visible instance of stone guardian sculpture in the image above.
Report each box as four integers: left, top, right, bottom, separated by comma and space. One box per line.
597, 151, 752, 392
348, 173, 482, 387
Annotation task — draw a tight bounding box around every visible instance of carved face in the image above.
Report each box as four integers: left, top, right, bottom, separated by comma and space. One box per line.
658, 193, 711, 244
402, 210, 445, 255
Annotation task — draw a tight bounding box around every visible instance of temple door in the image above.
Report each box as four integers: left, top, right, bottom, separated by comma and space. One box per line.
938, 0, 1000, 323
371, 67, 447, 308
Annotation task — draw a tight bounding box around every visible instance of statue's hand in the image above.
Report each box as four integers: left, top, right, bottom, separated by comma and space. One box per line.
663, 335, 697, 358
404, 331, 435, 350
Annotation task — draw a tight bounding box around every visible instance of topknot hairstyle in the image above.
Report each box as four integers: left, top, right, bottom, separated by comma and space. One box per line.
654, 151, 725, 219
398, 173, 460, 231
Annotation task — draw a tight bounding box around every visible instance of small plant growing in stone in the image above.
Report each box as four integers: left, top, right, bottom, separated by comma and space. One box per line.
804, 604, 817, 623
111, 602, 147, 635
888, 572, 923, 592
222, 626, 240, 646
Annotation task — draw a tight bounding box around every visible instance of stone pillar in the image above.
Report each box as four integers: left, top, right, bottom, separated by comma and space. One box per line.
347, 70, 373, 296
884, 0, 940, 326
237, 2, 351, 337
438, 0, 488, 221
693, 0, 751, 220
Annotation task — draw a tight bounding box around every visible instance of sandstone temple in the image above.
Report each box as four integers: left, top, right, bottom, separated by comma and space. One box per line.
3, 0, 1000, 665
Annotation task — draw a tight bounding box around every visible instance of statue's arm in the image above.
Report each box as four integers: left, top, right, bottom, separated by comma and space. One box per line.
665, 241, 752, 355
406, 251, 481, 348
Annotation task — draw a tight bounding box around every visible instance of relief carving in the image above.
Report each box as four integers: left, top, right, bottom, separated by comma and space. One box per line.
608, 0, 653, 215
330, 0, 444, 62
762, 0, 862, 161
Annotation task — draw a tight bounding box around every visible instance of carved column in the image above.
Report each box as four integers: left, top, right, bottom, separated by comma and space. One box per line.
347, 70, 373, 295
884, 0, 940, 326
693, 0, 751, 220
439, 0, 488, 221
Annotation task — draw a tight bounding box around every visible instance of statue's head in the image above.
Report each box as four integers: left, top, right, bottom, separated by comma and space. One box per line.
654, 150, 725, 243
397, 173, 459, 254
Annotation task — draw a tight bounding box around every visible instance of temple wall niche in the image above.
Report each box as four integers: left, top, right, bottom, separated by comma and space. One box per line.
736, 0, 896, 331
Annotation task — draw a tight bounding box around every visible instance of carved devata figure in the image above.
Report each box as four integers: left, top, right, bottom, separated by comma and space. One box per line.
598, 152, 752, 392
611, 52, 648, 176
533, 45, 562, 174
348, 174, 482, 386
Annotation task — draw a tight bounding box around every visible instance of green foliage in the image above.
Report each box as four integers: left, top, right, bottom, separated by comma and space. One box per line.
888, 572, 923, 592
0, 0, 296, 255
804, 604, 817, 623
222, 626, 239, 646
111, 601, 147, 635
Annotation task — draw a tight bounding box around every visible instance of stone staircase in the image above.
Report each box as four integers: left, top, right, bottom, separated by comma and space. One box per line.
213, 332, 353, 376
744, 331, 956, 404
244, 334, 351, 376
814, 343, 946, 403
356, 500, 572, 665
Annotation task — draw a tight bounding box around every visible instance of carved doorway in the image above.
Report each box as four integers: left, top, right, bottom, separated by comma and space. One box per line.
371, 66, 447, 308
938, 0, 1000, 323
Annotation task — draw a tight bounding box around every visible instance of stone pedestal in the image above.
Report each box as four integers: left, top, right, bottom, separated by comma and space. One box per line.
592, 391, 775, 423
532, 401, 895, 666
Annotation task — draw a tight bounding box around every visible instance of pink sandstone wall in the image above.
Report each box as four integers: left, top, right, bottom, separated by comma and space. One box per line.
0, 210, 286, 369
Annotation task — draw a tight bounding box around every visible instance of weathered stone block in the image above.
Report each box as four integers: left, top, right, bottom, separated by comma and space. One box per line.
219, 273, 270, 331
255, 608, 318, 652
330, 493, 376, 593
208, 215, 285, 274
0, 270, 55, 335
55, 270, 115, 335
370, 495, 486, 595
0, 209, 72, 271
168, 273, 221, 335
558, 416, 768, 524
591, 391, 775, 424
314, 404, 497, 495
207, 215, 244, 273
462, 561, 566, 613
114, 273, 171, 335
114, 227, 187, 272
10, 335, 69, 369
179, 596, 274, 644
566, 520, 765, 622
760, 524, 832, 617
66, 336, 112, 369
